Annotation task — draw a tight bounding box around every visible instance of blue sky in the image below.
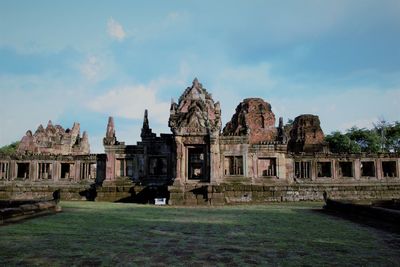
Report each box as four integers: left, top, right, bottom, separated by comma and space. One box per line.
1, 0, 400, 152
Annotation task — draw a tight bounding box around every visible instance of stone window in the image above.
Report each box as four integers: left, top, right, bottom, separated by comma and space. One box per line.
361, 161, 375, 177
149, 157, 168, 176
116, 159, 125, 177
38, 163, 52, 179
382, 161, 397, 177
116, 159, 136, 177
224, 156, 244, 176
80, 163, 96, 179
17, 163, 30, 179
126, 159, 135, 177
61, 163, 74, 179
258, 158, 276, 177
338, 162, 353, 178
295, 161, 311, 179
0, 162, 9, 180
317, 162, 332, 177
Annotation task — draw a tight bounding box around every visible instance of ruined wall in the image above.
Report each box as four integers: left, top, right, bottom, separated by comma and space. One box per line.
17, 121, 90, 155
223, 98, 277, 144
288, 114, 326, 153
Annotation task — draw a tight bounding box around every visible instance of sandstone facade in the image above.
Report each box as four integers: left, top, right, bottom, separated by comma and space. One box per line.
1, 78, 399, 204
17, 121, 90, 155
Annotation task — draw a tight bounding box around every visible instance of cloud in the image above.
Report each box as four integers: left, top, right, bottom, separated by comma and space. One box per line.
79, 55, 104, 81
107, 17, 126, 41
271, 87, 400, 134
0, 74, 82, 146
88, 84, 170, 124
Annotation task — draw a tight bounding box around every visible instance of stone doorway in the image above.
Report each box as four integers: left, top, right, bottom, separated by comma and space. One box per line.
187, 146, 209, 181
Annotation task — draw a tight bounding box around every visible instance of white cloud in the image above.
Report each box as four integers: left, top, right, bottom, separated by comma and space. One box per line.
271, 87, 400, 134
0, 74, 81, 146
79, 55, 104, 81
88, 84, 170, 125
107, 17, 126, 41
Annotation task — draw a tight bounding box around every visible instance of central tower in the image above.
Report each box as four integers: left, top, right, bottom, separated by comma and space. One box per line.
169, 78, 221, 184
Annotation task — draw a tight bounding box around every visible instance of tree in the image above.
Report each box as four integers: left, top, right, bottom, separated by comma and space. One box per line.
0, 141, 20, 155
346, 127, 380, 153
384, 121, 400, 152
325, 126, 382, 154
325, 131, 361, 153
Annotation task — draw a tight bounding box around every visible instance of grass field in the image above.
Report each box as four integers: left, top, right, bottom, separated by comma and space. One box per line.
1, 201, 399, 266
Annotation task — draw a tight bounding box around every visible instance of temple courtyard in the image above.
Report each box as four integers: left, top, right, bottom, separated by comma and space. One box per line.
1, 202, 399, 266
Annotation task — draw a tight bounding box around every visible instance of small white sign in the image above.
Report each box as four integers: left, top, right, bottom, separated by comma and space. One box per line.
155, 198, 166, 205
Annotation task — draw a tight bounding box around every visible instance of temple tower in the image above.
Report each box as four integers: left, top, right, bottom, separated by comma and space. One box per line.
169, 78, 221, 184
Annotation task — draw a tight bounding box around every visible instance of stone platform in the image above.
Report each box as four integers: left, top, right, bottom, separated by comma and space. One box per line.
2, 181, 400, 206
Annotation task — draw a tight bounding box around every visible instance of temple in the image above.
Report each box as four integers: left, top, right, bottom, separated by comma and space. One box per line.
1, 79, 399, 204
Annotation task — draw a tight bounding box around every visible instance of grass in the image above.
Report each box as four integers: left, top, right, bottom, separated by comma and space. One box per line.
1, 201, 400, 266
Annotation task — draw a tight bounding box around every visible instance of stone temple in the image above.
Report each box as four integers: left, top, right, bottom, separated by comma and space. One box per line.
1, 79, 400, 204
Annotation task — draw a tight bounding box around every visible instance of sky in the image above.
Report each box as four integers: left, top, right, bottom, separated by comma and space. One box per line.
1, 0, 400, 153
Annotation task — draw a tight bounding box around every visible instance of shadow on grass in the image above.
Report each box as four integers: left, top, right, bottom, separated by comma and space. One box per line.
2, 202, 400, 266
313, 208, 400, 235
116, 185, 170, 204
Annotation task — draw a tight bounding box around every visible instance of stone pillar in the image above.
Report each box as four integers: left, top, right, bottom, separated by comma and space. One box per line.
397, 158, 400, 178
311, 160, 316, 181
10, 161, 16, 180
251, 153, 257, 179
210, 136, 220, 184
52, 161, 58, 182
331, 159, 337, 180
376, 159, 382, 179
75, 160, 81, 181
285, 157, 294, 182
173, 137, 184, 185
105, 151, 116, 181
29, 161, 35, 181
354, 159, 361, 180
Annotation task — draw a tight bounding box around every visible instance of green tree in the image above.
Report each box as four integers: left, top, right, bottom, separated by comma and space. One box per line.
0, 141, 20, 155
346, 127, 380, 153
384, 121, 400, 152
325, 131, 361, 153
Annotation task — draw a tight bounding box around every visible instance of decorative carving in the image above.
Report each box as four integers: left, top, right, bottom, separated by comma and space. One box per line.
169, 78, 221, 136
222, 98, 277, 144
17, 121, 90, 155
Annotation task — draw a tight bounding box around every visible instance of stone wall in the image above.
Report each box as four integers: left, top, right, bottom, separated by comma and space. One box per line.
168, 182, 400, 205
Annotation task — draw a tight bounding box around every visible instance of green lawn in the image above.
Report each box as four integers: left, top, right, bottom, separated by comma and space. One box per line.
1, 201, 399, 266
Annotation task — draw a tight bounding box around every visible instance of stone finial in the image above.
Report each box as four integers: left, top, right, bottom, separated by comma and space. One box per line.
277, 117, 287, 144
141, 109, 156, 139
80, 131, 90, 153
193, 77, 199, 87
143, 109, 149, 129
71, 122, 80, 136
82, 131, 88, 140
36, 124, 45, 134
279, 117, 284, 128
106, 117, 115, 138
103, 116, 118, 145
